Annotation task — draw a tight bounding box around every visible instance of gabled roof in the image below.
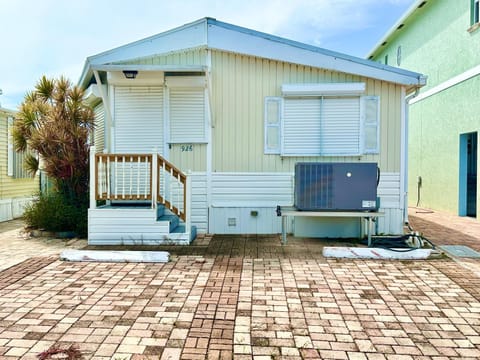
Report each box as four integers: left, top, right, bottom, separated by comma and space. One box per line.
79, 17, 426, 91
366, 0, 429, 60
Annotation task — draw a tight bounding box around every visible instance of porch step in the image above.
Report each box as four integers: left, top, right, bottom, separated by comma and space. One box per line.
171, 225, 197, 241
157, 214, 179, 232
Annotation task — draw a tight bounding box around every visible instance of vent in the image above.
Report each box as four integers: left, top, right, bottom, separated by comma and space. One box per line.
294, 162, 378, 211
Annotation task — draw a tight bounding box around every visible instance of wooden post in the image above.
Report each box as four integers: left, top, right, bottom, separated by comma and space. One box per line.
152, 148, 158, 211
185, 170, 192, 235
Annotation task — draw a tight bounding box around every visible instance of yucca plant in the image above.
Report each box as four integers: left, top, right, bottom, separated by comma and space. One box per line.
13, 76, 94, 235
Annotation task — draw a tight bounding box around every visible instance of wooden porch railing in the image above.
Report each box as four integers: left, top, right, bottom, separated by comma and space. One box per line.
90, 147, 189, 223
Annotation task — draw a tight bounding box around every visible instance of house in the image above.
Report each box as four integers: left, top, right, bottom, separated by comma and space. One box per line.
79, 17, 425, 245
367, 0, 480, 218
0, 107, 38, 222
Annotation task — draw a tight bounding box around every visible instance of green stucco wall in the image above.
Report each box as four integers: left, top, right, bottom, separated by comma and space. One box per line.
371, 0, 480, 215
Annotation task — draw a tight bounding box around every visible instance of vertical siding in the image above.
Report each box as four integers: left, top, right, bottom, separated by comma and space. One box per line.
121, 48, 207, 67
0, 111, 39, 201
210, 50, 402, 174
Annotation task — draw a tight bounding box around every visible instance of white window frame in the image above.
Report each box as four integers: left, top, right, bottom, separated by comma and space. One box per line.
264, 88, 380, 156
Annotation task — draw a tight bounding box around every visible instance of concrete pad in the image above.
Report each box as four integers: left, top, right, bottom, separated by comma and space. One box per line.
60, 249, 170, 263
322, 246, 432, 259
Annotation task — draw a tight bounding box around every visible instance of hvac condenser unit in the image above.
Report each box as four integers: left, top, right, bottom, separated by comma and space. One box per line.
294, 162, 378, 211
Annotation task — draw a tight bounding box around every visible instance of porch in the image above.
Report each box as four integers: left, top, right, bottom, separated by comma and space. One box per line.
88, 147, 196, 245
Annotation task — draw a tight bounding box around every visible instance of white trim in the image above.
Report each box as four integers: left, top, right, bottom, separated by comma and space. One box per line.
93, 71, 113, 152
282, 82, 365, 97
80, 18, 425, 90
410, 63, 480, 104
400, 87, 407, 223
91, 64, 205, 72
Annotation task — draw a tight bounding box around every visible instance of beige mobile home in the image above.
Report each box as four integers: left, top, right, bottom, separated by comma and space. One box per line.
79, 18, 425, 245
0, 107, 38, 222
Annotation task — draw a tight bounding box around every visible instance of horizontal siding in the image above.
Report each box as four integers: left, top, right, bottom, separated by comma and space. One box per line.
377, 172, 401, 209
190, 173, 208, 233
211, 173, 294, 207
209, 171, 402, 235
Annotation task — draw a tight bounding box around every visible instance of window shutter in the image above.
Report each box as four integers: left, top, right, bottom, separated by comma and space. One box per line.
264, 97, 282, 154
7, 117, 14, 176
362, 96, 380, 154
114, 86, 164, 154
320, 97, 360, 155
169, 88, 206, 143
283, 98, 321, 155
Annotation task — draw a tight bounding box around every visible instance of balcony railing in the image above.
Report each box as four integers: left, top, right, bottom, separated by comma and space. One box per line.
90, 146, 189, 224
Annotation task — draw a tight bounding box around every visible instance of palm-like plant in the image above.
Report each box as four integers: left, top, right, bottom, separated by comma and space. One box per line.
12, 76, 94, 202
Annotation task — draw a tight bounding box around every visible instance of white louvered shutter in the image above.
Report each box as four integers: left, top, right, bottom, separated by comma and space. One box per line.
264, 97, 282, 154
282, 98, 321, 155
320, 97, 360, 155
93, 103, 105, 153
114, 86, 163, 154
169, 88, 206, 143
7, 117, 14, 176
362, 96, 380, 154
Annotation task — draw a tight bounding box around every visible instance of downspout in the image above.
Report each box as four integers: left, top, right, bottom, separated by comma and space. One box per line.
401, 86, 420, 225
93, 70, 113, 152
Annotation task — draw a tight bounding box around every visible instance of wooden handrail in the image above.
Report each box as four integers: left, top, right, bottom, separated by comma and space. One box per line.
157, 155, 187, 221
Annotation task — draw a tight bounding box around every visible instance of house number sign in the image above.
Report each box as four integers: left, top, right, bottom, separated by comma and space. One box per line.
181, 144, 193, 152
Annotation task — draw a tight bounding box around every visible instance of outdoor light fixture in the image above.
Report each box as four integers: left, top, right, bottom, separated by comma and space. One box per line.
122, 70, 138, 79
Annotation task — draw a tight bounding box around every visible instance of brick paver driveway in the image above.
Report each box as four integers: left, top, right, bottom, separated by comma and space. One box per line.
0, 219, 480, 359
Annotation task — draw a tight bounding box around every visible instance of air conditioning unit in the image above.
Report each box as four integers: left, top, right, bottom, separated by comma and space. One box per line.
294, 162, 378, 211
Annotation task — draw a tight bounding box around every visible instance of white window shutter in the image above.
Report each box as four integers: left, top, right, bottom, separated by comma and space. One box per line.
169, 88, 206, 143
7, 117, 14, 177
362, 96, 380, 154
282, 98, 322, 156
264, 97, 282, 154
114, 86, 164, 154
320, 97, 360, 155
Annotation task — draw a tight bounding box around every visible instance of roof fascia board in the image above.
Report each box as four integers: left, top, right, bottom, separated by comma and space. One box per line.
366, 0, 426, 59
91, 64, 206, 72
88, 18, 208, 66
78, 18, 209, 88
206, 20, 425, 87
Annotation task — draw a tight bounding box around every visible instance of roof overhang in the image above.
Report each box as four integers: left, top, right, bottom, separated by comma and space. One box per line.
78, 17, 426, 92
366, 0, 429, 59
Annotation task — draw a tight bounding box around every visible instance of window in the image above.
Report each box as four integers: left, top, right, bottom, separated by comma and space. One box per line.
472, 0, 480, 25
264, 92, 380, 156
7, 116, 32, 179
384, 54, 389, 65
396, 46, 402, 66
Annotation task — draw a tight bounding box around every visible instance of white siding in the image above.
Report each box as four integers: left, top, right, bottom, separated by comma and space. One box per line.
210, 172, 294, 234
191, 173, 208, 233
114, 86, 164, 154
211, 173, 294, 207
209, 171, 402, 235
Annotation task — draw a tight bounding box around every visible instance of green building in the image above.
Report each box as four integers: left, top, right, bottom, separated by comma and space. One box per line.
368, 0, 480, 218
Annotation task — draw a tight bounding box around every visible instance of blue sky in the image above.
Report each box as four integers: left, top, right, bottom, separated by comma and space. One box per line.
0, 0, 415, 109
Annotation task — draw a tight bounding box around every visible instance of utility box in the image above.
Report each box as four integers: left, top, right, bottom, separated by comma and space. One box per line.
294, 162, 378, 211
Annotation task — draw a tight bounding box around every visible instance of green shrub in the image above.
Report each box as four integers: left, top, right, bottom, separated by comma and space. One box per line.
23, 191, 87, 237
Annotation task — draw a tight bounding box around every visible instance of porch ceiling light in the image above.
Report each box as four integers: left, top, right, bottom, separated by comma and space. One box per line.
122, 70, 138, 79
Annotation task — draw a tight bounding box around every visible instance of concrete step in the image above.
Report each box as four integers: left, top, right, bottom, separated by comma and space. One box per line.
157, 214, 179, 232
